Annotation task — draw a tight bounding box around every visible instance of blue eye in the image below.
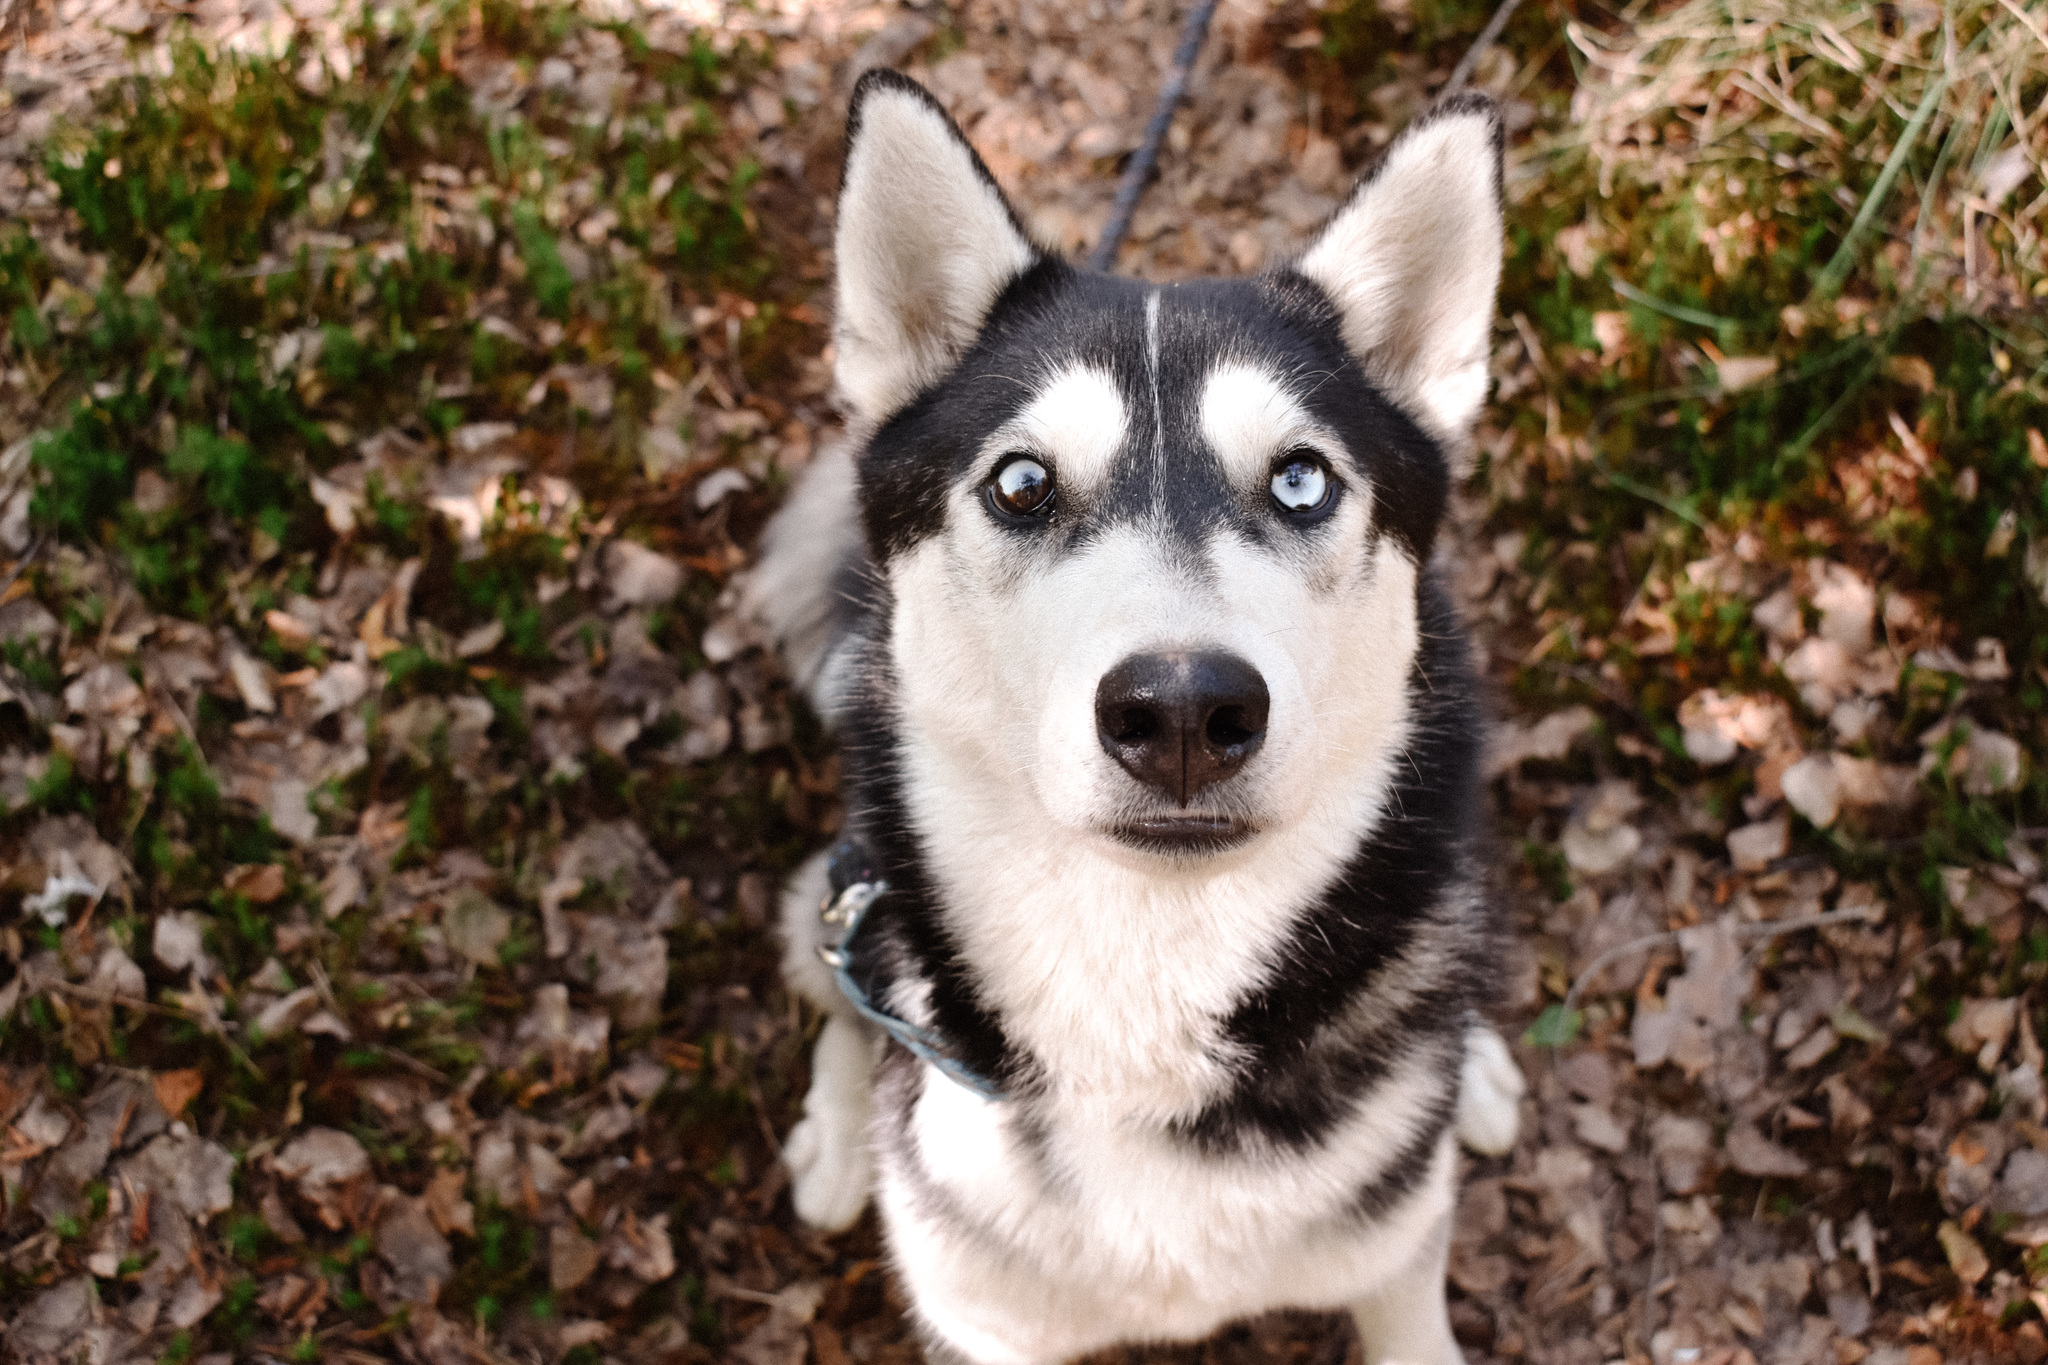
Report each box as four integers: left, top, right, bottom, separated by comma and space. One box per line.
1270, 455, 1330, 513
991, 456, 1055, 516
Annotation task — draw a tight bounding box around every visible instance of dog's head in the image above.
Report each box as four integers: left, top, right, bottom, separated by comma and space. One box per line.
836, 70, 1501, 866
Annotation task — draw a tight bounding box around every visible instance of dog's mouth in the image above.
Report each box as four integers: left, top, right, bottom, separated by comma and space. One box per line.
1106, 814, 1257, 855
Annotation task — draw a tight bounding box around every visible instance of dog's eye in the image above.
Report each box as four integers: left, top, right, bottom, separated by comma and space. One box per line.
990, 456, 1055, 517
1270, 454, 1330, 513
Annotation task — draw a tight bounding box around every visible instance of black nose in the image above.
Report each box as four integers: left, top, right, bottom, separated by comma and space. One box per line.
1094, 651, 1270, 804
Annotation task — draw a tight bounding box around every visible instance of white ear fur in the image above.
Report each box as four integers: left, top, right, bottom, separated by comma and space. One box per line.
833, 71, 1040, 424
1296, 94, 1505, 451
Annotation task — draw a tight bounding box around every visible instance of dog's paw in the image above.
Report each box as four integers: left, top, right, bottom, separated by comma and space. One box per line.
1455, 1024, 1525, 1156
785, 1016, 878, 1231
786, 1108, 874, 1231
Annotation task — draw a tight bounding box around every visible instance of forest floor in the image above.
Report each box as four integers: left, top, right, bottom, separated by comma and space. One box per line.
2, 1, 2047, 1363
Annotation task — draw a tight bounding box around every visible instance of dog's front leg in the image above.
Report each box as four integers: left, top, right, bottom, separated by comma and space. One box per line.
1350, 1211, 1464, 1365
785, 1014, 881, 1229
779, 850, 884, 1231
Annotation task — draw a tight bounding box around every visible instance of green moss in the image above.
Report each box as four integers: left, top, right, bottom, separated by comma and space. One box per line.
17, 0, 779, 625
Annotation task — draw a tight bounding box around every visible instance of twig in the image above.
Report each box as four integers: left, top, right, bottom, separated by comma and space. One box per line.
47, 978, 262, 1076
48, 978, 190, 1021
1087, 0, 1222, 272
0, 536, 42, 599
1559, 905, 1885, 1025
366, 1043, 449, 1086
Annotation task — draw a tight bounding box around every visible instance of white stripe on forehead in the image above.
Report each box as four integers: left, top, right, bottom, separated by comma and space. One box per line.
1198, 361, 1338, 486
990, 363, 1128, 487
1145, 291, 1163, 468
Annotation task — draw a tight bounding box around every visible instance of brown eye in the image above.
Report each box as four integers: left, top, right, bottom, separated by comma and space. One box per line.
990, 456, 1054, 517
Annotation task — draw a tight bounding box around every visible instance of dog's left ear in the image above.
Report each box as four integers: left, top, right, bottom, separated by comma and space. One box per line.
1296, 94, 1504, 452
833, 70, 1043, 426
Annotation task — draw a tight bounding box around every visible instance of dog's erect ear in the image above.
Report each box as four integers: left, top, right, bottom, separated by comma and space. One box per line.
1296, 94, 1504, 450
834, 70, 1041, 425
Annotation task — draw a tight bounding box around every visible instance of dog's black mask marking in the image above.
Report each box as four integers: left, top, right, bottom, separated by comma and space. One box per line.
857, 263, 1451, 568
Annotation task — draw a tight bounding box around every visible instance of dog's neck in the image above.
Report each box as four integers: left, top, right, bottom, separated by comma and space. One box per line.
884, 696, 1415, 1120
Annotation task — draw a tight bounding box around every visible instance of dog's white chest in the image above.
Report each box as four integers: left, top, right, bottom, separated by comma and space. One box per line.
881, 1066, 1457, 1364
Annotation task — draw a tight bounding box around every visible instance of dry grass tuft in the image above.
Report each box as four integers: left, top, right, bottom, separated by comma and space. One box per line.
1558, 0, 2045, 327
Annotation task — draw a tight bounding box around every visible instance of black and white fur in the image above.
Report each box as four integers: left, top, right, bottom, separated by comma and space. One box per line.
745, 71, 1526, 1365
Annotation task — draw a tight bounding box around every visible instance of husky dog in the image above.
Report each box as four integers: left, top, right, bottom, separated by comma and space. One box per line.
742, 68, 1527, 1365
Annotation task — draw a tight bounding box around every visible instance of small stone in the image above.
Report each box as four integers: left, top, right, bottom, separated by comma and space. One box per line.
1961, 729, 2025, 795
1072, 122, 1124, 159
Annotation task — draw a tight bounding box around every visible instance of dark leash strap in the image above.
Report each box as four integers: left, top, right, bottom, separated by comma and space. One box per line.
1087, 0, 1222, 273
1086, 0, 1525, 273
817, 838, 1008, 1102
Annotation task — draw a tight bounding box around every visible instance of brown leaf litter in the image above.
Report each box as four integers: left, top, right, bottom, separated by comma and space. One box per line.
3, 1, 2048, 1364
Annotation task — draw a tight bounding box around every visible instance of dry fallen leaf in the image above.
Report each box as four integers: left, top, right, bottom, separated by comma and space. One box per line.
153, 1068, 203, 1121
225, 862, 288, 904
1725, 1120, 1810, 1178
1938, 1219, 1990, 1285
274, 1127, 373, 1229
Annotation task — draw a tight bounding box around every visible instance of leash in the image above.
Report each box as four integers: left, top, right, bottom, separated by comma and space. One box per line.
1086, 0, 1526, 273
1440, 0, 1526, 97
1087, 0, 1222, 272
817, 838, 1009, 1102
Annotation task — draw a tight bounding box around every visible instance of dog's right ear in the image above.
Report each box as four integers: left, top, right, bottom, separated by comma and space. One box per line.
1295, 94, 1504, 455
834, 71, 1041, 425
